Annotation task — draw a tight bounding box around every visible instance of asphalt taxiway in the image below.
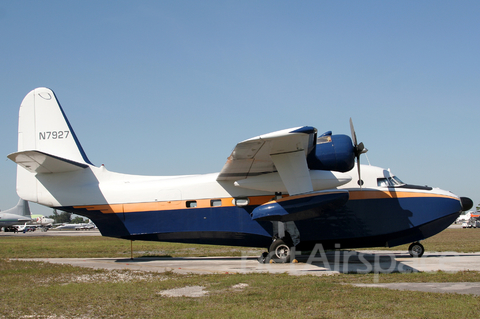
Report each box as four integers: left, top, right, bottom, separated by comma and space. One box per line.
0, 229, 101, 237
21, 250, 480, 275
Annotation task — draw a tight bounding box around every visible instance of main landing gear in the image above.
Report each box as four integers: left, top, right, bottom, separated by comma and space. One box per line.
270, 237, 293, 263
258, 218, 300, 264
258, 235, 295, 264
408, 242, 425, 257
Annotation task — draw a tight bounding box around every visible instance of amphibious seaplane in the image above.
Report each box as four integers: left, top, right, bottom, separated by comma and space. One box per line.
8, 88, 472, 262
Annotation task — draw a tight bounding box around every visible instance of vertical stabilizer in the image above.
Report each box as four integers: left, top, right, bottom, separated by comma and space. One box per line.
17, 87, 92, 165
8, 88, 94, 204
17, 199, 31, 217
3, 199, 31, 218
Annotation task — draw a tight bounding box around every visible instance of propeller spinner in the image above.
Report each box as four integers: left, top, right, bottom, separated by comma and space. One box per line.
349, 118, 368, 187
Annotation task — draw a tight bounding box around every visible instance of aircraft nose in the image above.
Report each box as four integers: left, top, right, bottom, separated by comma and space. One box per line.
460, 197, 473, 211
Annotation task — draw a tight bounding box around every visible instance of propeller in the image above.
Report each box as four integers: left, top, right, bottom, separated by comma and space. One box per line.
350, 118, 368, 187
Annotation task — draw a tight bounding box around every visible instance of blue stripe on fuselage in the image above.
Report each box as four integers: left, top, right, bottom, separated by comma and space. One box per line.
65, 193, 461, 249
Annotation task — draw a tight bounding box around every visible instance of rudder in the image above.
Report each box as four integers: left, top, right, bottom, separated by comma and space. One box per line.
16, 87, 92, 165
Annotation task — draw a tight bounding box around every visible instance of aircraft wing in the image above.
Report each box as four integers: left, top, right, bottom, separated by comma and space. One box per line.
217, 126, 317, 195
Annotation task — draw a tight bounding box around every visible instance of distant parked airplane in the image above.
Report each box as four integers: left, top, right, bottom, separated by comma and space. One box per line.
0, 199, 32, 228
31, 214, 54, 227
54, 221, 96, 230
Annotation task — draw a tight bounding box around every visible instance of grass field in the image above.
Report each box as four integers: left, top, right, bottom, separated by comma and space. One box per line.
1, 228, 480, 318
1, 228, 479, 259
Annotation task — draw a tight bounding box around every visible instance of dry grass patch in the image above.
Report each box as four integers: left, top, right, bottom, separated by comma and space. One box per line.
1, 259, 480, 318
1, 228, 480, 317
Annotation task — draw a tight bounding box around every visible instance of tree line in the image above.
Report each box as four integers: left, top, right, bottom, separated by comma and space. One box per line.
47, 209, 88, 224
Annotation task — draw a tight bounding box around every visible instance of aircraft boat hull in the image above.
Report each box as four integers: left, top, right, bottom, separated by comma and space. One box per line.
65, 189, 462, 250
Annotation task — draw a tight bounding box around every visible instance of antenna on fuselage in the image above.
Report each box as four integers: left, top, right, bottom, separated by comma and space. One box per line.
365, 153, 371, 166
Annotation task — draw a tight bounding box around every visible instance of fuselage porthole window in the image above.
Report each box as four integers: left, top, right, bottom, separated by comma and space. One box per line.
211, 199, 222, 207
186, 201, 197, 208
233, 198, 249, 207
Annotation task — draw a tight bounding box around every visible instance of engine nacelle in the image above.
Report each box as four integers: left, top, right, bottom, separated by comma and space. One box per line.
307, 132, 355, 172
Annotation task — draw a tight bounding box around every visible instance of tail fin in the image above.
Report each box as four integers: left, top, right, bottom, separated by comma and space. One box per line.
3, 199, 31, 217
17, 199, 31, 217
8, 88, 93, 173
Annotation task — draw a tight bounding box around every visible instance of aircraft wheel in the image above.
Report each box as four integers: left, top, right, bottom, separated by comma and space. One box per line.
269, 238, 292, 263
408, 242, 424, 258
257, 252, 269, 264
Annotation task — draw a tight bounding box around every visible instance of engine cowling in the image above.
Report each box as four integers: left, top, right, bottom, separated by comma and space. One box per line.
307, 132, 355, 172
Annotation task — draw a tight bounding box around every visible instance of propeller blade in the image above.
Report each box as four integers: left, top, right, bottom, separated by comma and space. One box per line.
357, 156, 363, 187
349, 118, 357, 147
349, 118, 367, 188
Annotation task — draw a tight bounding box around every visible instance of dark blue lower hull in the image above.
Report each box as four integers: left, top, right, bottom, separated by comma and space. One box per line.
65, 192, 462, 250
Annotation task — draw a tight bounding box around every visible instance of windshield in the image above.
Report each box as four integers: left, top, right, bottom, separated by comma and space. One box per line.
377, 176, 404, 187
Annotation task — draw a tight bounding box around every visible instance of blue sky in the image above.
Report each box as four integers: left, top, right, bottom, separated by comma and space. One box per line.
1, 1, 479, 216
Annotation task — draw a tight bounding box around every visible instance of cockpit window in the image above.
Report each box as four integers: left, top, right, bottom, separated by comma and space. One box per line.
392, 176, 404, 185
377, 176, 404, 187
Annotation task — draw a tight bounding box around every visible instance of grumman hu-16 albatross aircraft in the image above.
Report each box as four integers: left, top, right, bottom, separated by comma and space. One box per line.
8, 88, 473, 262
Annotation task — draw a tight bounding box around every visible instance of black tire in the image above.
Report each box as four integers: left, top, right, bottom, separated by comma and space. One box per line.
269, 238, 292, 263
257, 252, 268, 264
408, 242, 424, 258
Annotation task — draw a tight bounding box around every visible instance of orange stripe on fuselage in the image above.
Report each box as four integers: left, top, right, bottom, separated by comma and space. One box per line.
79, 204, 124, 214
74, 195, 275, 214
73, 191, 458, 214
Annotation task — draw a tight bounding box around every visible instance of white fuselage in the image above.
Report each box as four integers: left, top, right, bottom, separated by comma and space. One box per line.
17, 162, 457, 209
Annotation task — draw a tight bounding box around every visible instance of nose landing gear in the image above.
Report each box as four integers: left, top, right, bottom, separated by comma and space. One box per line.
408, 242, 424, 257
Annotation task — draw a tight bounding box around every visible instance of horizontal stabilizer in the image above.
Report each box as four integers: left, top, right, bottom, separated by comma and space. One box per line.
251, 190, 349, 222
8, 150, 89, 174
